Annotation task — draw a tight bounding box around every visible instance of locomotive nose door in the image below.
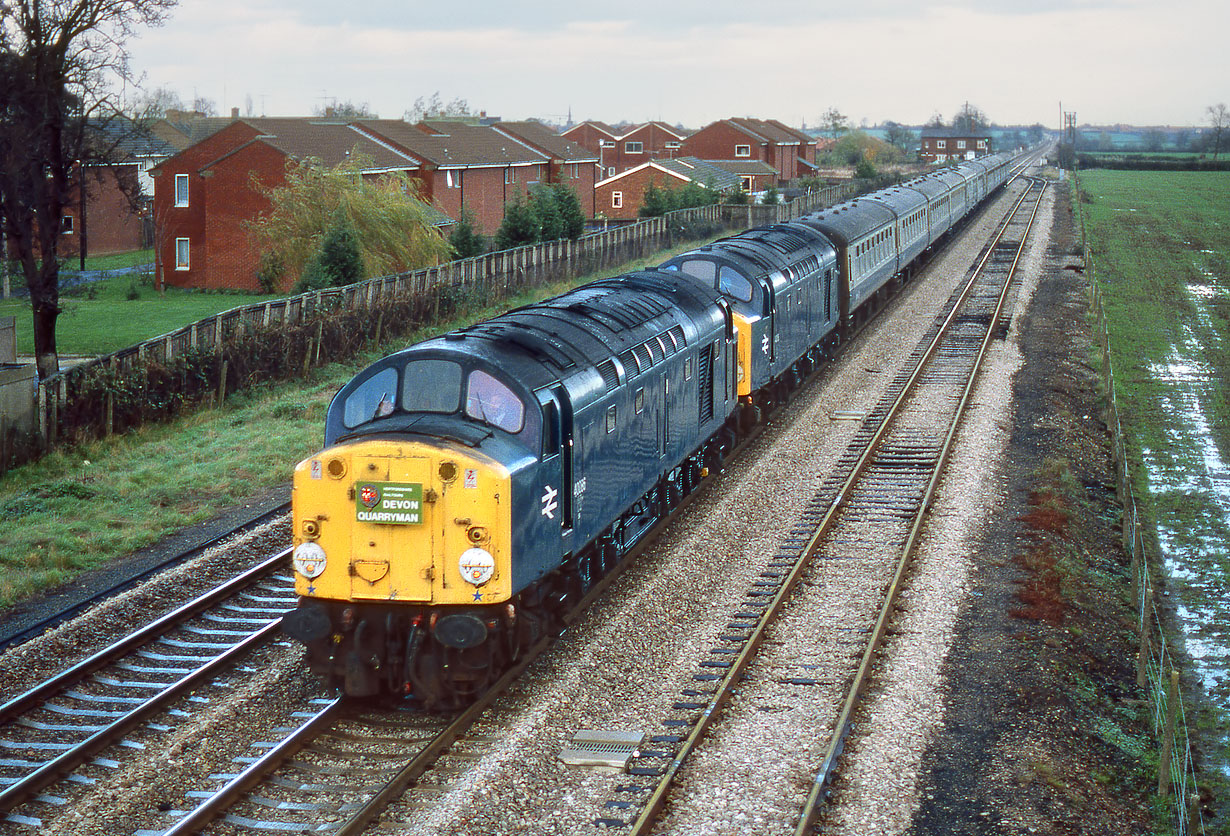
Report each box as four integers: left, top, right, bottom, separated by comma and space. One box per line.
350, 454, 436, 602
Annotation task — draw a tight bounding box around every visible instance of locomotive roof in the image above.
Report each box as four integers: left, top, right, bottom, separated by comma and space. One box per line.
413, 270, 728, 406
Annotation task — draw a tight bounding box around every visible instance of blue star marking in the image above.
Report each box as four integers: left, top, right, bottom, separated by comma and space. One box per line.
473, 591, 483, 602
307, 584, 316, 595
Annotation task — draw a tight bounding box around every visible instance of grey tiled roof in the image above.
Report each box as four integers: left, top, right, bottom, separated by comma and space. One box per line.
355, 120, 549, 167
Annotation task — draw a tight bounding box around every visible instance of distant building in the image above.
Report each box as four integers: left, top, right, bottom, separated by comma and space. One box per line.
562, 120, 688, 179
593, 157, 740, 221
919, 128, 991, 164
681, 118, 815, 184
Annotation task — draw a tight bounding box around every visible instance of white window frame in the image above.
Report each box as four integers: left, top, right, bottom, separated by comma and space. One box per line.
664, 141, 681, 149
61, 215, 74, 235
612, 191, 623, 209
740, 176, 753, 192
625, 141, 643, 153
504, 168, 513, 185
734, 144, 751, 157
936, 140, 946, 149
175, 237, 190, 270
957, 140, 966, 149
977, 139, 987, 149
607, 166, 615, 177
600, 140, 615, 148
174, 173, 189, 207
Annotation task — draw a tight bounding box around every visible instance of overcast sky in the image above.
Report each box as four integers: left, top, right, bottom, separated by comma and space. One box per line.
124, 0, 1227, 129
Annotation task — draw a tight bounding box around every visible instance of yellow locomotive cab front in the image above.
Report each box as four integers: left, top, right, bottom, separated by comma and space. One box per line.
292, 439, 512, 607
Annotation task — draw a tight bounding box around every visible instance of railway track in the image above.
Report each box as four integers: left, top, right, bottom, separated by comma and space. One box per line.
584, 175, 1048, 834
0, 550, 296, 830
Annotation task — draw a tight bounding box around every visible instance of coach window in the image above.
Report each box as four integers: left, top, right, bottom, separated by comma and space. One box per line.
344, 367, 400, 428
635, 388, 645, 414
606, 404, 617, 433
401, 359, 462, 414
466, 369, 525, 433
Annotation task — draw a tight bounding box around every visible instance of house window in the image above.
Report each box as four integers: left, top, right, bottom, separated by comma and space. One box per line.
740, 176, 753, 192
61, 215, 74, 234
957, 140, 966, 149
607, 167, 615, 177
625, 141, 643, 153
664, 141, 681, 149
174, 173, 189, 207
612, 191, 623, 208
601, 140, 615, 148
175, 238, 190, 270
447, 170, 461, 189
504, 168, 513, 185
735, 145, 751, 157
977, 140, 987, 149
936, 140, 946, 149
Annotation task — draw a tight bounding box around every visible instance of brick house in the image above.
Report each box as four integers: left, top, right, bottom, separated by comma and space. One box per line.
491, 121, 599, 217
52, 118, 179, 258
594, 157, 739, 221
919, 128, 991, 164
354, 120, 550, 237
681, 118, 815, 184
150, 119, 427, 292
562, 120, 687, 179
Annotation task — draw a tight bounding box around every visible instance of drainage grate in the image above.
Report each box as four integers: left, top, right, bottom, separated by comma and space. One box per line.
558, 729, 645, 770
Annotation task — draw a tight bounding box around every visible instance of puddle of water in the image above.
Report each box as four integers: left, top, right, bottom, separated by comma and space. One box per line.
1137, 278, 1230, 784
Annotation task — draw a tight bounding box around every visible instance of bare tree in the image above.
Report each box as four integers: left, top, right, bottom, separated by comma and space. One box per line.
952, 102, 989, 134
0, 0, 177, 380
128, 84, 184, 118
404, 92, 472, 123
1207, 103, 1228, 160
312, 99, 375, 119
818, 107, 849, 139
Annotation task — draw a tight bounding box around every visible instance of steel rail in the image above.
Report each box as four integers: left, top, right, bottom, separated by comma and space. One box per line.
0, 549, 291, 726
624, 177, 1041, 836
794, 178, 1047, 834
0, 619, 284, 814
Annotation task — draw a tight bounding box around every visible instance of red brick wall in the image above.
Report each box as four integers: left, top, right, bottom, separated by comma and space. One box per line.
682, 123, 767, 166
594, 167, 689, 221
153, 130, 285, 292
429, 164, 545, 237
60, 165, 146, 257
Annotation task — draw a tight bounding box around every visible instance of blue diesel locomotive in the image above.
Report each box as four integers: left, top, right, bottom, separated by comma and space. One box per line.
281, 153, 1014, 707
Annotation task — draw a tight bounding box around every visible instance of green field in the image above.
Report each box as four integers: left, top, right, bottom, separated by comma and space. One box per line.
1077, 169, 1230, 813
1, 252, 280, 356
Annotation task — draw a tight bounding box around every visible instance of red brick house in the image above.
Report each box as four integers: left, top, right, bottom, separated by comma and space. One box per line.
150, 119, 427, 292
354, 120, 550, 237
681, 118, 815, 184
562, 120, 687, 179
594, 157, 739, 221
50, 117, 179, 259
919, 128, 991, 164
491, 121, 599, 217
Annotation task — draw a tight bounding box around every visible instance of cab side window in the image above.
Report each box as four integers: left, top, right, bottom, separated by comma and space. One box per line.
466, 370, 525, 433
